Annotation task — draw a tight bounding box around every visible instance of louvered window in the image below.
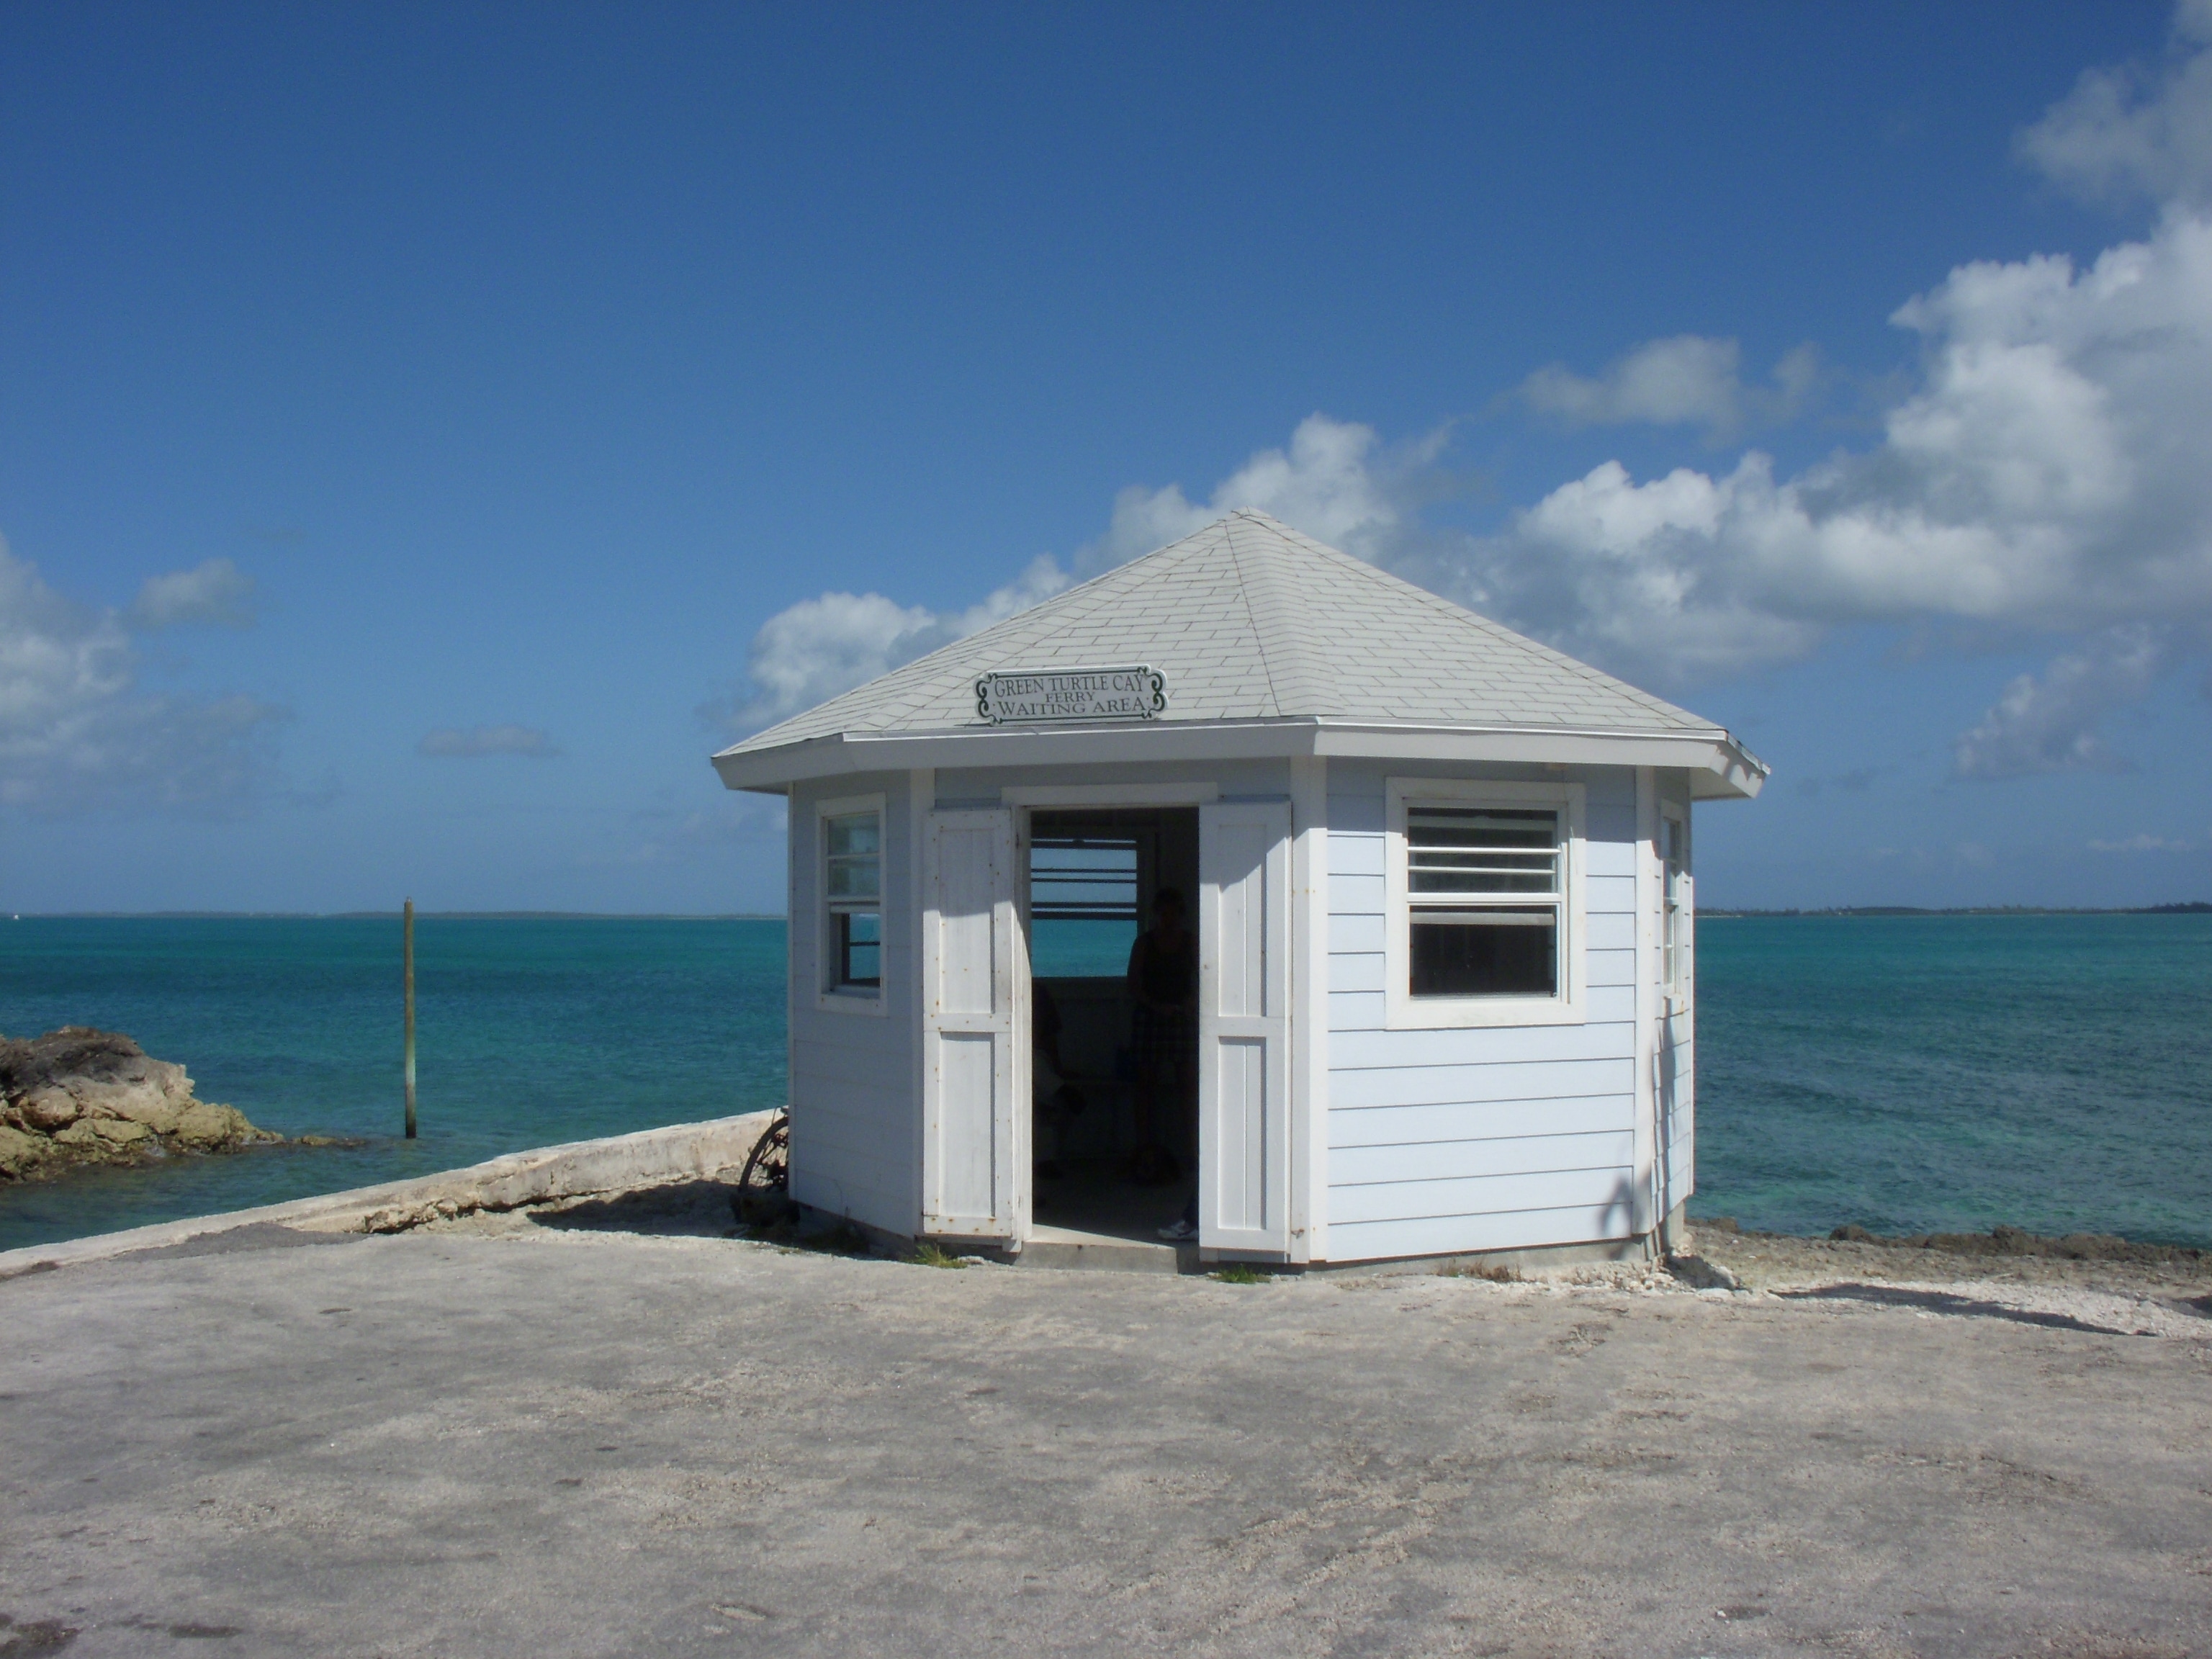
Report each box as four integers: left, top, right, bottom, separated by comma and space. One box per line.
825, 809, 882, 992
1406, 806, 1562, 998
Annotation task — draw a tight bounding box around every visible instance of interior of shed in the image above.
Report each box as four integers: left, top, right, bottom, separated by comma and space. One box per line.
1025, 806, 1199, 1245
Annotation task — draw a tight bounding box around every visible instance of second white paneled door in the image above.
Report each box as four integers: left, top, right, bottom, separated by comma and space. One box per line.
1197, 801, 1291, 1258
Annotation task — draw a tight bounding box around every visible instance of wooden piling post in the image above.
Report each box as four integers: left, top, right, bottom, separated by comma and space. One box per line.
403, 898, 417, 1140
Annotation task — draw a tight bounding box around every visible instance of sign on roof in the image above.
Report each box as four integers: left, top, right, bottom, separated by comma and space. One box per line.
976, 665, 1166, 725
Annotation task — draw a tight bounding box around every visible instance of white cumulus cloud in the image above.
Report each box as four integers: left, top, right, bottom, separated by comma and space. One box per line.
0, 539, 284, 816
1516, 336, 1819, 439
126, 557, 256, 630
2015, 0, 2212, 206
711, 555, 1072, 734
1951, 626, 2166, 779
1084, 413, 1437, 571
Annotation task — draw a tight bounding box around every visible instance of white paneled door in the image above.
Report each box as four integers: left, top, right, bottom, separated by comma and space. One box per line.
921, 809, 1025, 1241
1198, 801, 1291, 1258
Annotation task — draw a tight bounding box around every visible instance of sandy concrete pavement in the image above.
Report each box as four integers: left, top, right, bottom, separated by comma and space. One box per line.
4, 1218, 2210, 1659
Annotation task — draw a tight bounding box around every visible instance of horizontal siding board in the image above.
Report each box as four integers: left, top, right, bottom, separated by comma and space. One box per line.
793, 1039, 914, 1093
791, 1141, 911, 1212
1586, 948, 1635, 988
1583, 984, 1636, 1022
1586, 912, 1635, 951
1331, 1020, 1634, 1070
1329, 1056, 1635, 1109
1328, 832, 1385, 876
1328, 1165, 1637, 1227
1331, 1129, 1635, 1187
1585, 875, 1635, 914
1328, 990, 1388, 1032
1323, 1204, 1636, 1262
1592, 801, 1645, 836
1329, 1092, 1632, 1147
1329, 873, 1386, 917
1331, 914, 1386, 954
793, 1102, 912, 1165
790, 1168, 910, 1235
1329, 952, 1386, 993
1582, 837, 1635, 878
791, 1012, 908, 1058
1326, 791, 1385, 834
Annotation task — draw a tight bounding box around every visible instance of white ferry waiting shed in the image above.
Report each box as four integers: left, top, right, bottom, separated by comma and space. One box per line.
714, 511, 1766, 1267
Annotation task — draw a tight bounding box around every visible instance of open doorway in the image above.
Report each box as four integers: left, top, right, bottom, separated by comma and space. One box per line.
1024, 806, 1200, 1246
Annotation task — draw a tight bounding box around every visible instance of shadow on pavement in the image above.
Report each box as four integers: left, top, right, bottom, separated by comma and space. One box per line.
527, 1180, 741, 1239
1774, 1282, 2135, 1336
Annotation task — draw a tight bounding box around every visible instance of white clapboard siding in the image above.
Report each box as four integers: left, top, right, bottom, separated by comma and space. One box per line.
1331, 1092, 1632, 1147
1329, 952, 1387, 993
1331, 1129, 1634, 1187
1331, 913, 1387, 954
1585, 948, 1637, 988
1329, 1200, 1637, 1262
1321, 761, 1644, 1259
1328, 982, 1636, 1033
1331, 1021, 1637, 1070
1331, 1166, 1634, 1226
1330, 1056, 1634, 1110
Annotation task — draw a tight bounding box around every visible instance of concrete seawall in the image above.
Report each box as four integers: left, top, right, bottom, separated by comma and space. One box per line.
0, 1108, 781, 1277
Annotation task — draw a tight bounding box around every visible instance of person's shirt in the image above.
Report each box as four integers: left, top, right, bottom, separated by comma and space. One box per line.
1128, 926, 1196, 1010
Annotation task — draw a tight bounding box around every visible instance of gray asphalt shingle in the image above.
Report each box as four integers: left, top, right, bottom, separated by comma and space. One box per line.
719, 511, 1725, 756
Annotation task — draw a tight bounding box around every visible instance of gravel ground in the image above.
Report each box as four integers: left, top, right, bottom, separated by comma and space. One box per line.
3, 1198, 2210, 1659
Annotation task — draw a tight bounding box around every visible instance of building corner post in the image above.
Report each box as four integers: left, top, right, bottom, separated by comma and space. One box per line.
1632, 765, 1659, 1246
1288, 755, 1328, 1264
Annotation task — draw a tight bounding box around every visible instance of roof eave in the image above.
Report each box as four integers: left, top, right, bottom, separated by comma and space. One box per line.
712, 718, 1769, 799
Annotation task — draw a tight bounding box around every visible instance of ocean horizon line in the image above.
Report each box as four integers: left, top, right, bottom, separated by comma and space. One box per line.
5, 910, 789, 922
8, 904, 2207, 922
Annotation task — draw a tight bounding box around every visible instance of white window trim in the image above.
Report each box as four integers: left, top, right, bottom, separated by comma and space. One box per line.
999, 781, 1218, 807
816, 790, 888, 1017
1384, 777, 1587, 1030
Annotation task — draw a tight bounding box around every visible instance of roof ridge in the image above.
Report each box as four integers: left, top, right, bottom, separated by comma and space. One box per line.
1219, 516, 1285, 718
1248, 513, 1712, 730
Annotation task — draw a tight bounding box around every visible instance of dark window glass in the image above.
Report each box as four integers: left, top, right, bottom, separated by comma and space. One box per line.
1410, 906, 1557, 998
837, 909, 881, 988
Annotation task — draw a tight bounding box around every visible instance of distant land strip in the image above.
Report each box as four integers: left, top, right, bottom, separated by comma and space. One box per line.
1701, 902, 2211, 918
6, 911, 788, 921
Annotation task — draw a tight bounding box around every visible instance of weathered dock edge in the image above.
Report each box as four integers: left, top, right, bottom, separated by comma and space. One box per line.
0, 1109, 782, 1278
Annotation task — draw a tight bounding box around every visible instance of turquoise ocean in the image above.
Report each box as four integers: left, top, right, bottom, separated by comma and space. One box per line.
1, 912, 2207, 1253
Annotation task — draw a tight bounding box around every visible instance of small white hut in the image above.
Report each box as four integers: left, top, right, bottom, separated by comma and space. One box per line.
713, 511, 1765, 1267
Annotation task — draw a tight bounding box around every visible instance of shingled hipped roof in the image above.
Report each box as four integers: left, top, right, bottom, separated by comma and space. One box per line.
714, 511, 1766, 795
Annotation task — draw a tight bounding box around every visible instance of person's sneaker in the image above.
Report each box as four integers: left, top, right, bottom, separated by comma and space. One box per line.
1157, 1218, 1199, 1242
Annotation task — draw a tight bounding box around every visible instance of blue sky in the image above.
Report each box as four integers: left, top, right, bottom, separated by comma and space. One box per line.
6, 1, 2211, 913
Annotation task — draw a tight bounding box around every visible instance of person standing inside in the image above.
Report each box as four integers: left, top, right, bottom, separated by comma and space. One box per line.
1126, 887, 1197, 1192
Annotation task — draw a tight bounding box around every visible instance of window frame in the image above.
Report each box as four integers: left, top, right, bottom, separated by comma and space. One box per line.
1384, 777, 1587, 1030
1660, 800, 1691, 1010
816, 791, 889, 1016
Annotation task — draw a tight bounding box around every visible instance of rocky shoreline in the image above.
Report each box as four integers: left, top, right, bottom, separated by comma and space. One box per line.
1691, 1213, 2212, 1303
0, 1027, 280, 1182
